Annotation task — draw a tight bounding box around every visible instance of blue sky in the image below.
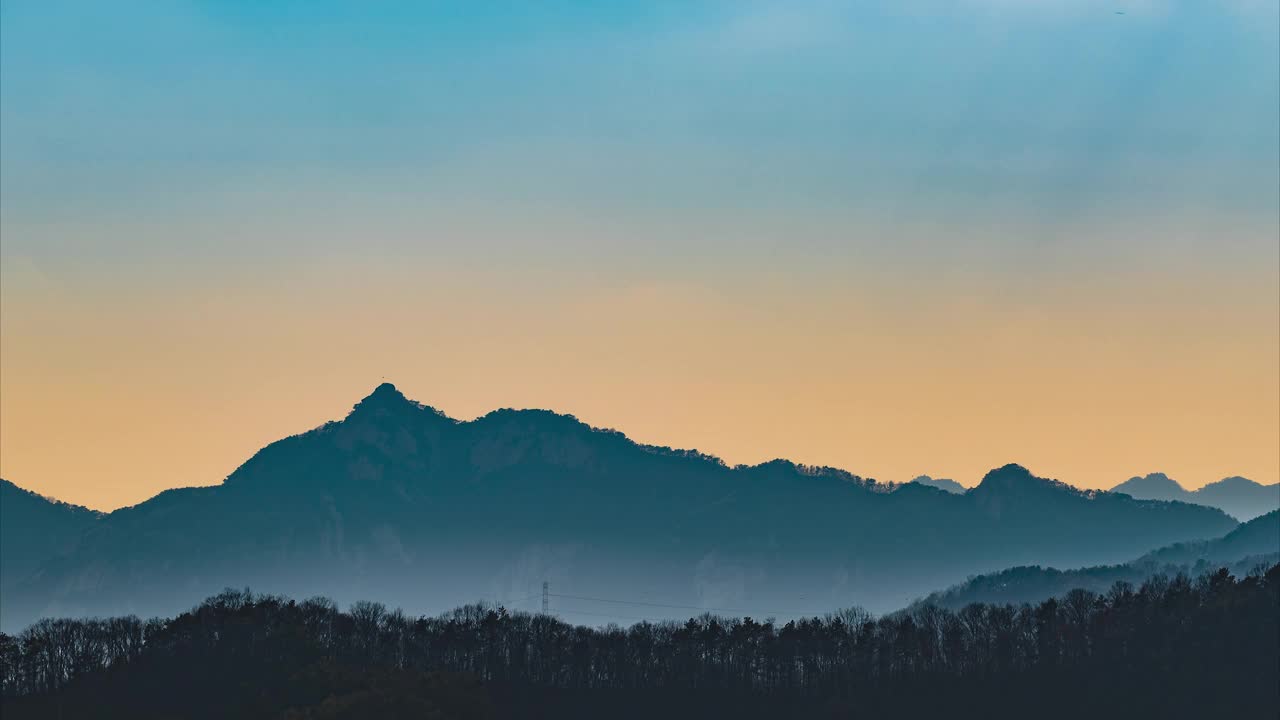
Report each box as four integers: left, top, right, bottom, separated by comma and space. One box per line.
4, 1, 1276, 265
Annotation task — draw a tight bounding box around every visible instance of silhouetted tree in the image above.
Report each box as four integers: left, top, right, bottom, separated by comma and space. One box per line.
2, 565, 1276, 719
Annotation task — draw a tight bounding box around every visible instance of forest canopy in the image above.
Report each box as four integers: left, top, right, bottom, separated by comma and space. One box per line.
2, 564, 1276, 719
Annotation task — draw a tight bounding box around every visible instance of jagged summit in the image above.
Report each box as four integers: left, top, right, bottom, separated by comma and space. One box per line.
1131, 472, 1179, 485
346, 382, 444, 421
355, 382, 410, 407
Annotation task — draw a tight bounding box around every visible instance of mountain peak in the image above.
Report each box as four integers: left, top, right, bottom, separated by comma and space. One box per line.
979, 463, 1035, 486
971, 464, 1080, 498
1117, 472, 1186, 492
348, 382, 420, 418
366, 381, 403, 400
1108, 473, 1189, 504
1203, 475, 1260, 489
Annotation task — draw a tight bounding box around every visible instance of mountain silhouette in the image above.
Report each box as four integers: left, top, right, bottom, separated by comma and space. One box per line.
913, 510, 1280, 610
0, 384, 1239, 631
1111, 472, 1186, 501
908, 475, 966, 494
0, 478, 101, 600
1111, 472, 1279, 521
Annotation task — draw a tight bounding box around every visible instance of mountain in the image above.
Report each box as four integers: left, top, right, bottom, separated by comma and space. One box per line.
1111, 473, 1279, 521
0, 479, 101, 599
1139, 509, 1280, 567
913, 510, 1280, 610
1193, 476, 1280, 522
1111, 472, 1186, 502
908, 475, 966, 494
0, 384, 1239, 631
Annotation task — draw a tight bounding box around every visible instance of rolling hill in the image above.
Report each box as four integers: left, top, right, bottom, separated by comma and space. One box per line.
912, 510, 1280, 610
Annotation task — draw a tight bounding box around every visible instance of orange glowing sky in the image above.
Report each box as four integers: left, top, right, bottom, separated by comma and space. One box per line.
3, 241, 1276, 511
1, 1, 1277, 511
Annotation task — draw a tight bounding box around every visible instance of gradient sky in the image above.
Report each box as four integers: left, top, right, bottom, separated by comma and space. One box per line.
2, 1, 1277, 511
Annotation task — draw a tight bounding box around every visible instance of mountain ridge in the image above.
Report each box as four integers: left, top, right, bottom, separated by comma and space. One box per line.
1112, 472, 1278, 521
0, 384, 1239, 631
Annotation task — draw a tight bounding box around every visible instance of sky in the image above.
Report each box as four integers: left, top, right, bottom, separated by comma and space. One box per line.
1, 0, 1277, 511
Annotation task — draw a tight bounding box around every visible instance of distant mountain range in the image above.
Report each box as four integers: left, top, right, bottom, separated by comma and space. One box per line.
0, 384, 1240, 631
1110, 473, 1278, 521
912, 510, 1280, 610
909, 471, 1279, 520
908, 475, 966, 494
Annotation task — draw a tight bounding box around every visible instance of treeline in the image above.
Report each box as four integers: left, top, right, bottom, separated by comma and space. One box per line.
2, 565, 1277, 719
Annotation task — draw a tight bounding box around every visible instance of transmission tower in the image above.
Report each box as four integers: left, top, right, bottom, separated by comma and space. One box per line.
542, 581, 549, 614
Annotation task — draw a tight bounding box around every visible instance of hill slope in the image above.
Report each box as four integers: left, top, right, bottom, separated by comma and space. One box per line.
0, 479, 100, 597
913, 510, 1280, 610
0, 384, 1239, 630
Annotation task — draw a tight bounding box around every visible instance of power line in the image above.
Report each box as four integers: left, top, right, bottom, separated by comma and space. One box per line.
551, 608, 657, 622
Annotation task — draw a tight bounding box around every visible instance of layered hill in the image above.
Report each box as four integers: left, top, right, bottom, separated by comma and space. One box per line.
913, 510, 1280, 610
0, 384, 1239, 630
1111, 473, 1278, 521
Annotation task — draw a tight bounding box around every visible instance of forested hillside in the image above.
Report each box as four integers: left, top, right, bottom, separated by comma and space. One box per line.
914, 510, 1280, 609
3, 564, 1276, 719
1, 385, 1237, 630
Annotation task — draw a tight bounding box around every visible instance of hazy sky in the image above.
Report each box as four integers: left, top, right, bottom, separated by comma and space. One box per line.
2, 1, 1277, 511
